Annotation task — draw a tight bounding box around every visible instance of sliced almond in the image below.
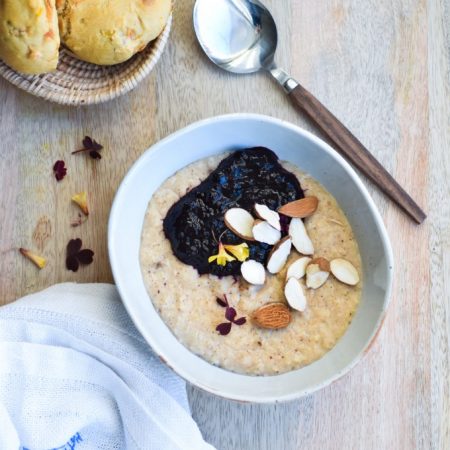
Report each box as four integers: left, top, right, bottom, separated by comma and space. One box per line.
252, 220, 281, 245
310, 257, 330, 272
330, 258, 360, 285
286, 256, 312, 280
254, 204, 281, 231
284, 277, 307, 312
253, 303, 291, 329
289, 218, 314, 255
241, 260, 266, 285
278, 196, 319, 218
224, 208, 255, 240
306, 259, 330, 289
266, 236, 292, 274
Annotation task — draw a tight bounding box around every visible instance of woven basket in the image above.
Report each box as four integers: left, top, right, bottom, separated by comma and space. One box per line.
0, 15, 172, 106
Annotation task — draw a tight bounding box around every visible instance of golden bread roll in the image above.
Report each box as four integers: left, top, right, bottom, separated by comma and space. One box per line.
57, 0, 171, 65
0, 0, 60, 74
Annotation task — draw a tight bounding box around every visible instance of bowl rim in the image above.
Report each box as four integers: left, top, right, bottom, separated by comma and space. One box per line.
108, 113, 394, 402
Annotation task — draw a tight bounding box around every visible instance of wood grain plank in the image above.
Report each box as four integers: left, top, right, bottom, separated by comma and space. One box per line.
0, 83, 21, 302
0, 74, 159, 303
428, 0, 450, 448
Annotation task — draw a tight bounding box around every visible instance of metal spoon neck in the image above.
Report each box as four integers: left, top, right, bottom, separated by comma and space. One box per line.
266, 65, 299, 93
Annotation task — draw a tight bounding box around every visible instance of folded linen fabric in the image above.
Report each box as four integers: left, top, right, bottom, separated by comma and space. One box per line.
0, 283, 215, 450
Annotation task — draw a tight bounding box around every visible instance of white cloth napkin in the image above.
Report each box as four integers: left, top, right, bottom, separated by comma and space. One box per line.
0, 283, 215, 450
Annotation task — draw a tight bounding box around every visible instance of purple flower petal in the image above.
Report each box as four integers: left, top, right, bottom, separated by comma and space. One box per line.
223, 294, 229, 306
67, 238, 82, 256
233, 317, 246, 326
66, 255, 79, 272
216, 322, 232, 336
225, 307, 236, 322
91, 139, 103, 151
53, 160, 67, 181
216, 297, 227, 307
82, 136, 93, 149
89, 150, 102, 160
77, 249, 94, 265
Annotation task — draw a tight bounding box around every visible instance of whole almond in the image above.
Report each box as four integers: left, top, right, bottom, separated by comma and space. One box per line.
253, 303, 291, 329
278, 196, 319, 218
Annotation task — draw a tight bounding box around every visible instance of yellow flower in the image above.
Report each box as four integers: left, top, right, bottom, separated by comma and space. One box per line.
19, 248, 47, 269
208, 243, 236, 266
223, 243, 249, 262
71, 191, 89, 216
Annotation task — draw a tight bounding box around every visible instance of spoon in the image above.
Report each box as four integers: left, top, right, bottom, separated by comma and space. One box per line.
193, 0, 426, 224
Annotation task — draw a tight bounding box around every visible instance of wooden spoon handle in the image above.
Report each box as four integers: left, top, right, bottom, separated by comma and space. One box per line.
289, 83, 426, 224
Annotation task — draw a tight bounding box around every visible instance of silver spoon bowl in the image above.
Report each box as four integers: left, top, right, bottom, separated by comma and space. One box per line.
193, 0, 297, 91
193, 0, 425, 223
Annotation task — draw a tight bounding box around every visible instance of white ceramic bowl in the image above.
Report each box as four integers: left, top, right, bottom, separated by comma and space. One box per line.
108, 114, 394, 403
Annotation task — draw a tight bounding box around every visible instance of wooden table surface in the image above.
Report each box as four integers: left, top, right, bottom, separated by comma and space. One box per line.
1, 1, 449, 449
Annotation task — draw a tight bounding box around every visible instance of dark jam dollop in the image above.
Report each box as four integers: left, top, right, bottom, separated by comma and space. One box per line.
163, 147, 304, 276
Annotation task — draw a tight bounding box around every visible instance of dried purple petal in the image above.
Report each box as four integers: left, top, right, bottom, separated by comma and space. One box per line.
73, 136, 103, 159
77, 249, 94, 265
216, 322, 232, 336
66, 238, 94, 271
216, 297, 227, 307
91, 139, 103, 151
53, 160, 67, 181
215, 294, 246, 335
225, 307, 236, 322
67, 238, 82, 256
89, 150, 102, 160
82, 136, 93, 149
82, 136, 103, 151
233, 317, 246, 326
66, 255, 79, 272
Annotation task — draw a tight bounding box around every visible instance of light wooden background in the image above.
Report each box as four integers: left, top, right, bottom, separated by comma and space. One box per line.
0, 0, 448, 449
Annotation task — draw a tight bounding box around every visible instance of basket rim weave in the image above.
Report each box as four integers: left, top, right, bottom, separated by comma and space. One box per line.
0, 15, 172, 106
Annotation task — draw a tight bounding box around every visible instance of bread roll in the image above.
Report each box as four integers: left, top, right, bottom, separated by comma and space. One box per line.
57, 0, 171, 65
0, 0, 60, 74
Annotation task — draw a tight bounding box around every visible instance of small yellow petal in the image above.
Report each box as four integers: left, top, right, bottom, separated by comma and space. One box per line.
19, 248, 46, 269
72, 192, 89, 216
209, 243, 236, 266
217, 256, 227, 266
223, 243, 249, 262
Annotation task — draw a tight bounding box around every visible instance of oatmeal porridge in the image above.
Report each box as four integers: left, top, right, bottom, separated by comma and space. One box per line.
140, 148, 362, 375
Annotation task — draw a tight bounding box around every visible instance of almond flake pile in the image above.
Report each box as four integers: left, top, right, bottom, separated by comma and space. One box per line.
211, 195, 360, 331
